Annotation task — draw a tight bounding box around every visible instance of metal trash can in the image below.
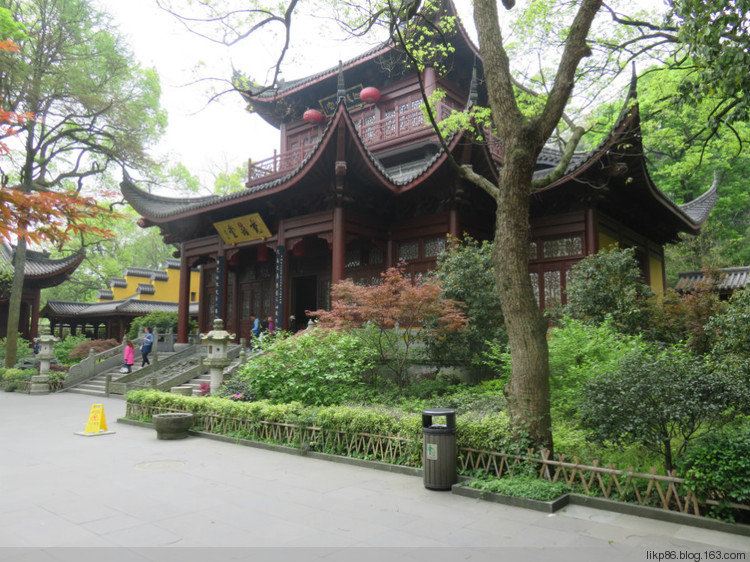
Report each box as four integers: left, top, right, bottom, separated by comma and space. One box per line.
422, 408, 457, 490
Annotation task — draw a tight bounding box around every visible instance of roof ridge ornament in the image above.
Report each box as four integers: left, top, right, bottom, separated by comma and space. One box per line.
337, 60, 346, 101
468, 57, 478, 106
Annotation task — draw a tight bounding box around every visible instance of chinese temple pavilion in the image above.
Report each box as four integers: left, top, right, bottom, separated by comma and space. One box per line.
121, 0, 715, 344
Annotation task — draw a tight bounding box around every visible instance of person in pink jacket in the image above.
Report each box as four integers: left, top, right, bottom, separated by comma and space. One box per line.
123, 339, 135, 373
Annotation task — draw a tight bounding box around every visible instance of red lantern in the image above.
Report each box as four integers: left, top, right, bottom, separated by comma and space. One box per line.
359, 87, 381, 104
257, 244, 269, 262
303, 109, 323, 124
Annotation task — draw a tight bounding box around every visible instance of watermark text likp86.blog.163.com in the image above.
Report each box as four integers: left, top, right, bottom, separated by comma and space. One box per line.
646, 551, 747, 561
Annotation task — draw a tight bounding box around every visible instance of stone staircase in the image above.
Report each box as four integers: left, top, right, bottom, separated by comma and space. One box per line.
64, 346, 250, 398
66, 366, 127, 397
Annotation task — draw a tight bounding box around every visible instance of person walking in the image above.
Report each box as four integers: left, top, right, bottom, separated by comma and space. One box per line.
123, 339, 135, 373
140, 326, 154, 368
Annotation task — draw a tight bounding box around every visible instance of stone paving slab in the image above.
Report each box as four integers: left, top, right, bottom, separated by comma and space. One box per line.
0, 391, 748, 562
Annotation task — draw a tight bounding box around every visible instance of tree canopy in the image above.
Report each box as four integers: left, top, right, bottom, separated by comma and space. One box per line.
0, 0, 166, 366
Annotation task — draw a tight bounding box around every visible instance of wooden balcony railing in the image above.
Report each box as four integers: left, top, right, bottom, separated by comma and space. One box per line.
247, 103, 502, 186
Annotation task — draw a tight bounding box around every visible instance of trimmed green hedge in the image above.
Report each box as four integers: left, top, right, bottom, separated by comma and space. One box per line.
124, 389, 514, 463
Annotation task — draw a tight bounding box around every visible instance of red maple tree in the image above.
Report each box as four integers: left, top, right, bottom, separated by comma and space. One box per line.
311, 264, 467, 386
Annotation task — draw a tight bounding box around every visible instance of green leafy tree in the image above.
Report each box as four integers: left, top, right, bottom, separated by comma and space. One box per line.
645, 278, 725, 354
0, 0, 166, 366
564, 246, 653, 334
636, 67, 750, 277
313, 265, 467, 388
679, 426, 750, 521
580, 344, 750, 473
426, 237, 507, 381
42, 209, 176, 303
704, 287, 750, 379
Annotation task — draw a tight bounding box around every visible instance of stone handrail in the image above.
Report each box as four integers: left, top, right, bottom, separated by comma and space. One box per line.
63, 343, 126, 389
109, 342, 200, 394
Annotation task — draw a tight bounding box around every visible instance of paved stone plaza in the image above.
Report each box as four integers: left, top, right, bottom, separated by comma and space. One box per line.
0, 391, 748, 562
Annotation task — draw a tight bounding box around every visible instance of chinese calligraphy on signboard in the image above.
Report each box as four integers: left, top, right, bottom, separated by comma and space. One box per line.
214, 213, 272, 245
318, 84, 365, 117
274, 246, 285, 328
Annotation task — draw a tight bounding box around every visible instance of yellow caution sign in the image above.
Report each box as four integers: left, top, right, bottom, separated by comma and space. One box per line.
75, 404, 115, 437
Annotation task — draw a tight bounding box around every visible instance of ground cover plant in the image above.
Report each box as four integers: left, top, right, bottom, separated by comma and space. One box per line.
465, 475, 571, 502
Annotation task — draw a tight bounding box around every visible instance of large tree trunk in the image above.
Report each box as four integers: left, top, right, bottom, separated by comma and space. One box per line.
494, 140, 553, 451
4, 236, 27, 368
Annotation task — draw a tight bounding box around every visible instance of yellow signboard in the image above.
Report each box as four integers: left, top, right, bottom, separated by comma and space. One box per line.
214, 213, 272, 245
84, 403, 108, 433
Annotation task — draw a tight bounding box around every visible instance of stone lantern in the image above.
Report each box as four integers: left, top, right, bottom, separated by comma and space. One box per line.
201, 318, 236, 394
31, 325, 59, 395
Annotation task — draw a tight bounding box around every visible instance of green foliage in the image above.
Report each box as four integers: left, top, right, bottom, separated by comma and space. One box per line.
426, 236, 507, 381
466, 475, 570, 502
0, 335, 32, 365
314, 265, 467, 387
633, 64, 750, 275
0, 368, 35, 383
124, 389, 515, 467
53, 334, 89, 365
547, 317, 643, 416
127, 311, 185, 339
679, 426, 750, 522
669, 1, 750, 131
645, 283, 726, 354
233, 329, 377, 406
705, 287, 750, 378
564, 246, 653, 334
67, 338, 119, 360
43, 210, 179, 303
579, 344, 750, 473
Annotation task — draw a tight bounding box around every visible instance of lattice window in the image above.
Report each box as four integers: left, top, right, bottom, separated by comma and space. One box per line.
398, 241, 419, 261
384, 108, 396, 137
543, 236, 582, 258
399, 102, 410, 131
411, 99, 424, 127
423, 236, 446, 258
363, 114, 376, 140
544, 270, 562, 308
369, 247, 384, 265
345, 249, 361, 269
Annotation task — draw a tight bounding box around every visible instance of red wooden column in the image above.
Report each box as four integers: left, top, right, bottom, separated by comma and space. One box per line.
449, 208, 460, 242
177, 246, 191, 344
332, 206, 345, 284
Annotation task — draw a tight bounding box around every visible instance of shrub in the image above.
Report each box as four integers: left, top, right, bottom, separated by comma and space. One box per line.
67, 339, 119, 360
1, 368, 36, 391
645, 280, 725, 353
0, 335, 33, 366
679, 426, 750, 522
127, 311, 195, 340
564, 246, 653, 334
233, 329, 377, 406
426, 236, 508, 381
547, 317, 643, 416
124, 390, 515, 466
312, 264, 467, 387
54, 334, 89, 365
705, 287, 750, 379
579, 344, 750, 473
